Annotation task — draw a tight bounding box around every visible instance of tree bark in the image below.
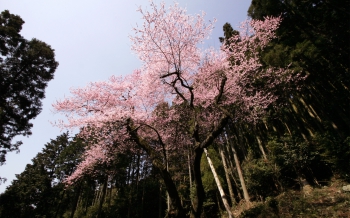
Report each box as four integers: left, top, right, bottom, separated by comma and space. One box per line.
166, 149, 171, 214
231, 143, 250, 203
159, 184, 163, 218
225, 130, 250, 204
204, 148, 233, 218
223, 138, 243, 201
54, 189, 66, 218
188, 146, 192, 189
97, 176, 108, 218
70, 183, 82, 218
191, 146, 205, 218
127, 124, 185, 218
127, 159, 135, 218
218, 144, 236, 206
256, 135, 267, 160
191, 114, 230, 218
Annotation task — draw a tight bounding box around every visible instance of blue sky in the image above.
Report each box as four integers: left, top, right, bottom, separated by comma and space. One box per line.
0, 0, 251, 193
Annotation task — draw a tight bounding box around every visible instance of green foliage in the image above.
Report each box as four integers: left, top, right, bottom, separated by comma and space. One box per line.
243, 156, 280, 199
0, 10, 58, 164
245, 0, 350, 192
267, 132, 350, 184
239, 203, 266, 218
0, 133, 86, 218
266, 134, 320, 188
268, 135, 315, 170
219, 22, 239, 44
311, 134, 350, 180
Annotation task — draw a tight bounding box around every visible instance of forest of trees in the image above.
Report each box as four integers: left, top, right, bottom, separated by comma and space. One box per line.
0, 0, 349, 217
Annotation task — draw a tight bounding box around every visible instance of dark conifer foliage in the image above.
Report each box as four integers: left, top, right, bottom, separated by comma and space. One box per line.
248, 0, 349, 139
0, 10, 58, 164
0, 133, 85, 218
219, 23, 239, 44
0, 133, 166, 218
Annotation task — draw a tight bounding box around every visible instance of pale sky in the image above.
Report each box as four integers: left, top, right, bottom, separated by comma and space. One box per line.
0, 0, 251, 193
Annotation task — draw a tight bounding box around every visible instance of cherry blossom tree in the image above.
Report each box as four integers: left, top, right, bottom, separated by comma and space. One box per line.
53, 2, 296, 217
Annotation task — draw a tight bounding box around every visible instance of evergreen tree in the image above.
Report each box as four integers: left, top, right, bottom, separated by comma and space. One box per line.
0, 133, 85, 218
0, 10, 58, 164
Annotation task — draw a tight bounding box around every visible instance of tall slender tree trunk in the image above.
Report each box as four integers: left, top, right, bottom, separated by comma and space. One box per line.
256, 135, 267, 160
141, 163, 148, 218
166, 149, 171, 214
187, 145, 195, 215
107, 185, 112, 209
141, 180, 145, 218
135, 153, 141, 214
225, 130, 250, 204
126, 156, 132, 184
159, 184, 163, 218
204, 148, 233, 218
188, 146, 192, 189
231, 143, 250, 203
223, 137, 242, 201
54, 189, 66, 218
232, 144, 250, 204
216, 191, 223, 217
128, 156, 136, 218
97, 176, 108, 218
94, 186, 102, 206
218, 144, 236, 205
230, 170, 242, 201
136, 153, 141, 186
70, 183, 82, 218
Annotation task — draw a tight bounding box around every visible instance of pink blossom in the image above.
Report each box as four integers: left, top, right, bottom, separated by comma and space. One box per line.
52, 2, 298, 184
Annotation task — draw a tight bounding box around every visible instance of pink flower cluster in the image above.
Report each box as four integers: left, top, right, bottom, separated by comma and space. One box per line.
53, 2, 295, 185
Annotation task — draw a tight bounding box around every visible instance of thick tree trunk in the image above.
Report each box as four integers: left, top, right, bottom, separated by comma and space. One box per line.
204, 148, 233, 218
161, 168, 186, 218
191, 147, 205, 218
191, 114, 230, 218
127, 125, 185, 218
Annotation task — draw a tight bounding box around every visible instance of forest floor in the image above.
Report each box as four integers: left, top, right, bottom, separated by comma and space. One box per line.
233, 178, 350, 218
